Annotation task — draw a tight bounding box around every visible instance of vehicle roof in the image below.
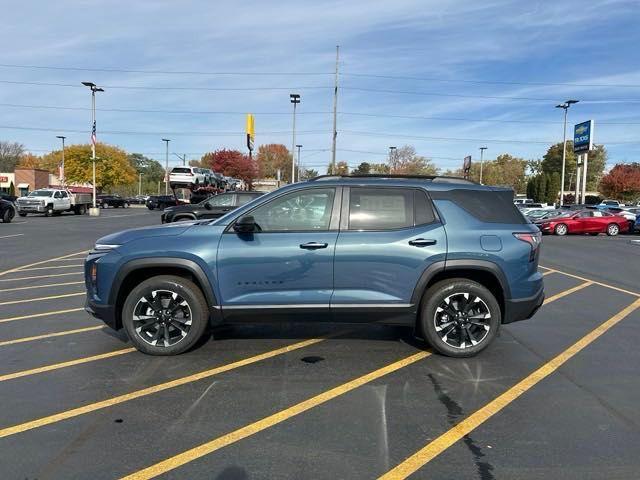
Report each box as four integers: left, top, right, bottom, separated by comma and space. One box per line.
295, 175, 501, 192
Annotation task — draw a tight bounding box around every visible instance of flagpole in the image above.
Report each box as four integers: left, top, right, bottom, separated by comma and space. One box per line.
92, 90, 97, 209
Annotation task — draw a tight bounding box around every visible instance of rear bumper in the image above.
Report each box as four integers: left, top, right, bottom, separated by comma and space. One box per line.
503, 286, 545, 324
85, 296, 119, 330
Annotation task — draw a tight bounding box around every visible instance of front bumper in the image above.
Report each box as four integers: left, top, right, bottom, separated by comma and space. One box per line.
17, 204, 45, 212
503, 286, 545, 324
85, 296, 119, 330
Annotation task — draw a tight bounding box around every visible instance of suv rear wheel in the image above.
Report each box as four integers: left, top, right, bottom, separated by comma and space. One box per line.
122, 275, 209, 355
420, 279, 501, 358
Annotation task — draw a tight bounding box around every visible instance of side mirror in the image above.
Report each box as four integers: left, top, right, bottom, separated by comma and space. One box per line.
204, 202, 213, 210
233, 215, 256, 233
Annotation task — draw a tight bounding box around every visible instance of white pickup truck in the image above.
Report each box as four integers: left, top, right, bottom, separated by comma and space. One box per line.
16, 188, 93, 217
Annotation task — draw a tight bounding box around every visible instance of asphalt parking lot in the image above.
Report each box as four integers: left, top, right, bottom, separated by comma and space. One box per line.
1, 209, 639, 479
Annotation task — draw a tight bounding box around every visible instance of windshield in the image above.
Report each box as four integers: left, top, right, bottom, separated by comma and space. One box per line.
27, 191, 53, 197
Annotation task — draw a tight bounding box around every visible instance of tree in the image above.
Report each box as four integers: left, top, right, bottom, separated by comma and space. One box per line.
390, 145, 438, 175
17, 153, 43, 169
370, 163, 390, 174
256, 144, 292, 182
352, 162, 371, 175
8, 181, 15, 196
541, 142, 607, 191
298, 168, 319, 180
599, 163, 640, 201
128, 153, 165, 183
327, 161, 349, 175
545, 172, 561, 204
0, 141, 24, 171
466, 153, 527, 192
41, 143, 136, 190
202, 149, 257, 185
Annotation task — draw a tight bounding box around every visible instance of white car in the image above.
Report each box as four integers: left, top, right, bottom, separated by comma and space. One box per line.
169, 166, 207, 188
598, 199, 621, 208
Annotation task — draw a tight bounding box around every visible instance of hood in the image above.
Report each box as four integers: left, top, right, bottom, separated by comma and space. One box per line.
96, 222, 195, 246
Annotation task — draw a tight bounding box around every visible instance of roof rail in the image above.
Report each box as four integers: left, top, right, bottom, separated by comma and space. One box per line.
308, 174, 476, 184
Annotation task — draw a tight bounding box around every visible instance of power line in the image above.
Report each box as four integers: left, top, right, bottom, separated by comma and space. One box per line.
0, 125, 329, 136
3, 103, 639, 125
0, 80, 332, 92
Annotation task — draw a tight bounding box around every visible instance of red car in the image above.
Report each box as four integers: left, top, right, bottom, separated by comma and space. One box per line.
536, 209, 629, 236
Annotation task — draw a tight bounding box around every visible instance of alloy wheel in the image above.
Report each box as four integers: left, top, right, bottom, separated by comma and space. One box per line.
132, 289, 192, 347
608, 224, 619, 235
433, 292, 491, 349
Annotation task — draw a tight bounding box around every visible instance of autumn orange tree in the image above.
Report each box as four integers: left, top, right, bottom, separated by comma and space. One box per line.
599, 163, 640, 201
256, 144, 292, 182
41, 143, 136, 190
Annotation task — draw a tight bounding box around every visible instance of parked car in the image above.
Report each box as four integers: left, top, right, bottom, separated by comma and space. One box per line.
597, 199, 621, 209
16, 188, 92, 217
127, 195, 149, 205
168, 166, 208, 189
161, 191, 265, 223
0, 193, 17, 203
525, 209, 562, 221
536, 209, 629, 236
85, 174, 544, 358
513, 198, 534, 205
0, 198, 16, 223
146, 195, 181, 210
97, 194, 129, 209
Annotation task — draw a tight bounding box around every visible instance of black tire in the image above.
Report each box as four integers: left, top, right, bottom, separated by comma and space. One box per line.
606, 223, 620, 236
420, 279, 501, 358
147, 205, 154, 210
45, 205, 54, 217
588, 232, 599, 236
77, 204, 87, 215
121, 275, 209, 355
554, 223, 568, 236
174, 216, 195, 222
2, 208, 13, 223
18, 212, 27, 217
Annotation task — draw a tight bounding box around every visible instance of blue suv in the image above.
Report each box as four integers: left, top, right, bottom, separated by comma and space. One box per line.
85, 175, 544, 358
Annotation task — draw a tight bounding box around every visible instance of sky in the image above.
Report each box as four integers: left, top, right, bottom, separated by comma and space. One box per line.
1, 0, 639, 174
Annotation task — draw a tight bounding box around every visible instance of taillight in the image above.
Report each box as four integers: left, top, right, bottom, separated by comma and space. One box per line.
514, 232, 542, 262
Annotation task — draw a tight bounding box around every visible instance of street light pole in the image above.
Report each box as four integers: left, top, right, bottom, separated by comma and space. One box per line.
479, 147, 487, 184
290, 93, 300, 182
82, 82, 104, 213
388, 146, 397, 172
296, 144, 302, 179
56, 135, 66, 186
138, 173, 143, 196
162, 138, 170, 194
555, 99, 579, 206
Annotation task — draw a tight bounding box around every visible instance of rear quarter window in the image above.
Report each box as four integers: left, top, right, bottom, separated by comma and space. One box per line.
431, 189, 527, 224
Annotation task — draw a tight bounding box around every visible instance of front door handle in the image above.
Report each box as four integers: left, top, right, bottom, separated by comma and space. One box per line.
300, 242, 329, 250
409, 238, 437, 247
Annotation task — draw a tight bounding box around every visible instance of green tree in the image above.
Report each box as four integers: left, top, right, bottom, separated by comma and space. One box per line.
298, 168, 319, 180
327, 161, 349, 175
541, 141, 607, 191
9, 181, 15, 196
545, 172, 561, 204
128, 153, 165, 183
370, 163, 390, 174
352, 162, 371, 175
390, 145, 438, 175
467, 153, 527, 192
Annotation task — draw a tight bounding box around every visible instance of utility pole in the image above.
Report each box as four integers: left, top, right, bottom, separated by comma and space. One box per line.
81, 82, 104, 215
331, 45, 339, 173
173, 153, 187, 166
555, 100, 579, 205
290, 93, 300, 183
162, 138, 170, 194
56, 135, 66, 186
479, 147, 487, 184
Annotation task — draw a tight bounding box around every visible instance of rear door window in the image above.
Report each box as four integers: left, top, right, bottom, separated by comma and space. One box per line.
348, 188, 414, 230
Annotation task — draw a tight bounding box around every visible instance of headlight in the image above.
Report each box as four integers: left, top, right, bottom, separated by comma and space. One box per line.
94, 244, 120, 251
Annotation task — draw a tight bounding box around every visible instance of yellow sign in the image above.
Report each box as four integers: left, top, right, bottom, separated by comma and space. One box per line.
246, 114, 255, 152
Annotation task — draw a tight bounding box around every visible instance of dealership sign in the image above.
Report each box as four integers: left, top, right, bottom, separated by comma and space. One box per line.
573, 120, 594, 153
0, 176, 8, 183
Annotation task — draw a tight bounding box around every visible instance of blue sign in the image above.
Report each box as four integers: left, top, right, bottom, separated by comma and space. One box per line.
573, 120, 594, 153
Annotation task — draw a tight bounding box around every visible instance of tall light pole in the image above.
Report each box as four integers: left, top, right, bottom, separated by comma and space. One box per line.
56, 135, 66, 186
82, 82, 104, 213
479, 147, 487, 184
162, 138, 170, 194
138, 173, 143, 196
389, 146, 397, 172
296, 144, 302, 179
555, 99, 579, 205
290, 93, 300, 182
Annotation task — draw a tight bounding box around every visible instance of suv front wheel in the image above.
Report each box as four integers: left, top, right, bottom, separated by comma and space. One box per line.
420, 279, 501, 358
122, 275, 209, 355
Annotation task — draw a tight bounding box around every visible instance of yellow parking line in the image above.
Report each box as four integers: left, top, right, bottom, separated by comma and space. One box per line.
0, 292, 84, 306
0, 326, 104, 348
0, 337, 327, 439
0, 281, 85, 293
543, 281, 592, 305
0, 271, 84, 282
378, 297, 640, 480
16, 264, 83, 271
0, 250, 89, 277
121, 350, 431, 480
0, 348, 135, 383
539, 264, 640, 298
0, 308, 85, 324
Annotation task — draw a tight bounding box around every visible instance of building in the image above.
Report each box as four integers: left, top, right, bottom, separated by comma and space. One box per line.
0, 172, 15, 195
0, 168, 51, 196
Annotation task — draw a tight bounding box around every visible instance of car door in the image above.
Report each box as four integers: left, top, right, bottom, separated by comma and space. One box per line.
572, 211, 593, 232
59, 191, 71, 210
202, 194, 235, 219
217, 186, 340, 320
331, 187, 447, 323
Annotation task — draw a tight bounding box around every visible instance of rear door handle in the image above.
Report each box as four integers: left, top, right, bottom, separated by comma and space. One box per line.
409, 238, 437, 247
300, 242, 329, 250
